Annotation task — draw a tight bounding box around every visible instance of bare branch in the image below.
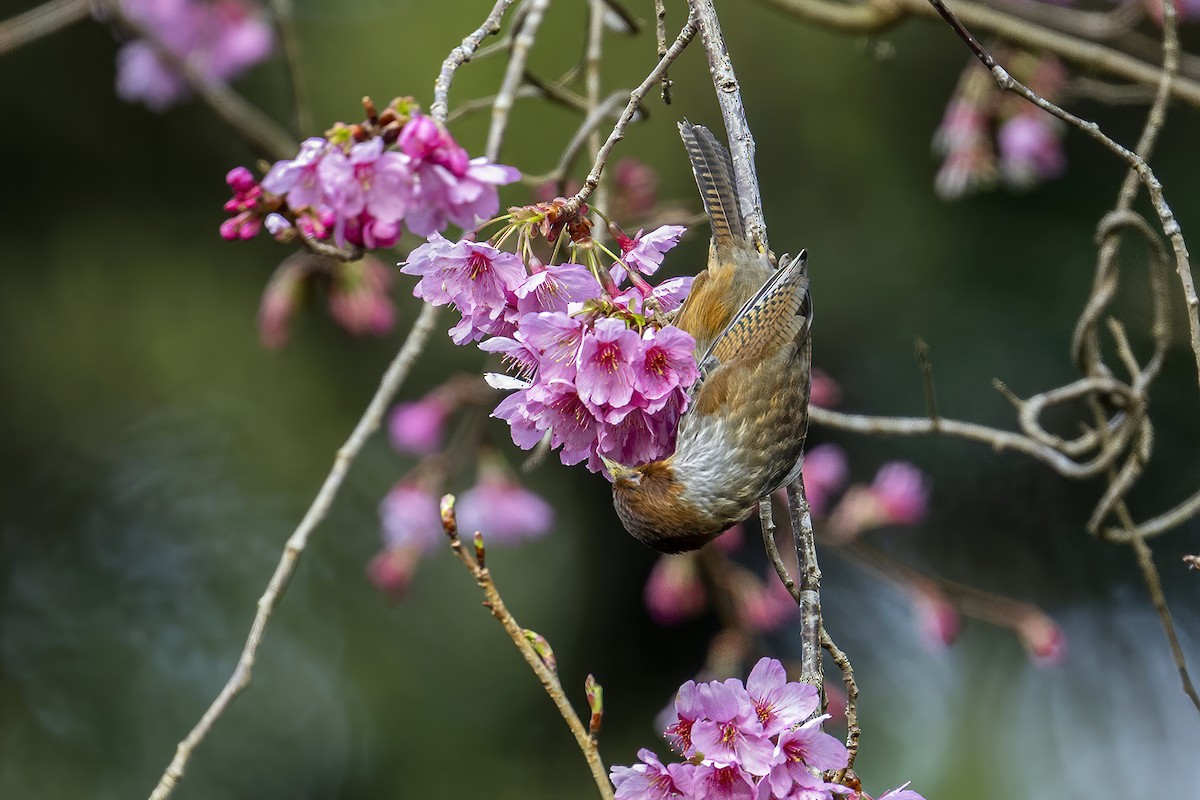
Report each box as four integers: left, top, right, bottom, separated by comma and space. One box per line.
147, 303, 441, 800
431, 0, 518, 124
0, 0, 88, 57
486, 0, 550, 161
566, 14, 697, 211
689, 0, 768, 252
440, 496, 615, 800
758, 0, 1200, 107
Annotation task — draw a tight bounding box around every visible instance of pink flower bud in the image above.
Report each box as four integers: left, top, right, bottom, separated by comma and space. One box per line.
1016, 612, 1067, 667
398, 114, 441, 159
226, 166, 257, 192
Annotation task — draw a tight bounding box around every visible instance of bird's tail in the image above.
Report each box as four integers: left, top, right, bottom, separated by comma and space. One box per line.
678, 121, 746, 253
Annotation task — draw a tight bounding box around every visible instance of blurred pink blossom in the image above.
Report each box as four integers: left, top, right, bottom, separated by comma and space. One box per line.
114, 0, 273, 111
379, 482, 443, 552
809, 368, 842, 408
870, 462, 930, 525
997, 113, 1065, 188
388, 394, 450, 456
803, 444, 849, 516
366, 546, 423, 601
456, 470, 553, 545
327, 257, 396, 337
644, 554, 706, 626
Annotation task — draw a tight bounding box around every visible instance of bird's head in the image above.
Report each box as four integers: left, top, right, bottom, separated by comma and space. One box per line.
604, 455, 726, 553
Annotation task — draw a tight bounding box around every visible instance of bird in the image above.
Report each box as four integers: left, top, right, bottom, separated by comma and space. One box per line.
606, 122, 813, 553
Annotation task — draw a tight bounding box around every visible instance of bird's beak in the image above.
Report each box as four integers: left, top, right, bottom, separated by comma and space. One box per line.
600, 454, 631, 480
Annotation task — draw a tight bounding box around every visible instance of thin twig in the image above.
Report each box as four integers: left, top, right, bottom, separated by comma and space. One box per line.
269, 0, 313, 135
787, 480, 824, 693
586, 0, 609, 240
431, 0, 519, 124
1130, 535, 1200, 712
566, 14, 696, 211
821, 626, 860, 772
440, 495, 614, 800
0, 0, 88, 56
756, 0, 1200, 107
927, 0, 1200, 404
487, 0, 551, 161
655, 0, 673, 102
928, 0, 1200, 715
146, 303, 441, 800
761, 504, 861, 767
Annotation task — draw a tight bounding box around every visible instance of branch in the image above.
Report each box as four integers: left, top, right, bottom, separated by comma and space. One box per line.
431, 0, 518, 124
927, 0, 1200, 717
0, 0, 88, 56
486, 0, 551, 161
689, 0, 768, 252
786, 480, 824, 692
758, 0, 1200, 107
439, 495, 615, 800
566, 14, 697, 211
147, 303, 441, 800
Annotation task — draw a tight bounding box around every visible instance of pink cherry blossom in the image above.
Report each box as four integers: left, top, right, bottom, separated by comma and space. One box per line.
620, 225, 688, 276
692, 679, 774, 776
877, 783, 926, 800
767, 716, 849, 798
665, 680, 704, 756
576, 317, 642, 408
692, 763, 756, 800
610, 749, 695, 800
745, 658, 820, 738
515, 262, 597, 315
636, 326, 700, 404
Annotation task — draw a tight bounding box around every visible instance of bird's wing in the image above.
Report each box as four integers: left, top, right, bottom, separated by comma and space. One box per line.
678, 121, 745, 252
697, 250, 811, 375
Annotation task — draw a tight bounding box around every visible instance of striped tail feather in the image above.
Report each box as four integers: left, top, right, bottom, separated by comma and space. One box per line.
678, 121, 745, 253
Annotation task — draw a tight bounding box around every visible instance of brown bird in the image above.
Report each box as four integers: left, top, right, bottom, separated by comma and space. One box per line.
607, 122, 813, 553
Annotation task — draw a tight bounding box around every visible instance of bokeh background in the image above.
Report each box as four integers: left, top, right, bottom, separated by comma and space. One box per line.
2, 1, 1199, 798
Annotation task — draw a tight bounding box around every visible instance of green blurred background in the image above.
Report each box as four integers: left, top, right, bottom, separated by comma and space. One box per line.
2, 1, 1199, 798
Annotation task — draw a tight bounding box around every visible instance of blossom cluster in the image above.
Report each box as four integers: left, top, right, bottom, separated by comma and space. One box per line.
933, 52, 1066, 198
110, 0, 273, 111
400, 204, 697, 474
611, 658, 924, 800
220, 99, 520, 249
